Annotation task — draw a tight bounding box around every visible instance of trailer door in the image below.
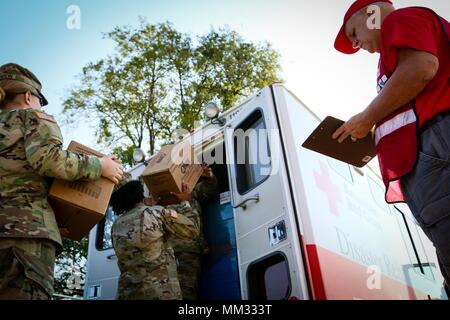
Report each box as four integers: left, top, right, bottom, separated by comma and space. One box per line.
224, 87, 307, 300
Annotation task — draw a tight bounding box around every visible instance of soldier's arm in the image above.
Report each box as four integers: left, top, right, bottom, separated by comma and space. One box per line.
22, 110, 102, 181
160, 208, 200, 240
191, 175, 218, 203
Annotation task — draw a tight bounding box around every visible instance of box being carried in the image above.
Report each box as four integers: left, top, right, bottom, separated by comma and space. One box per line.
141, 142, 203, 205
48, 141, 114, 241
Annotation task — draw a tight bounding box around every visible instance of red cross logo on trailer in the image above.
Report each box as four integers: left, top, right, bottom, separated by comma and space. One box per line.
314, 161, 343, 216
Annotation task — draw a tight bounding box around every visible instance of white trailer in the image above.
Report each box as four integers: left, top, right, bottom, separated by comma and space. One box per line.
84, 84, 447, 300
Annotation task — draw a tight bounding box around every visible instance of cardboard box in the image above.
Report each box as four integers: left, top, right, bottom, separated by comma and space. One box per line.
141, 143, 203, 205
48, 141, 114, 241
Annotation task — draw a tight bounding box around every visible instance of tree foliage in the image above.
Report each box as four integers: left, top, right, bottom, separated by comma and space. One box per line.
54, 237, 88, 298
63, 20, 281, 166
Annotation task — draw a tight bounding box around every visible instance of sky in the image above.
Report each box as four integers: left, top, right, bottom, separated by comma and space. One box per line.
1, 0, 449, 152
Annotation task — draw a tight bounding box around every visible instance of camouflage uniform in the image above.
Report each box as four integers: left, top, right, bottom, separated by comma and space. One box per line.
0, 63, 102, 299
0, 239, 56, 300
111, 203, 199, 300
167, 176, 218, 300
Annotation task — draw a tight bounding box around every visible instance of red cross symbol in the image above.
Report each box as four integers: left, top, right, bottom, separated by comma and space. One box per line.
314, 161, 342, 216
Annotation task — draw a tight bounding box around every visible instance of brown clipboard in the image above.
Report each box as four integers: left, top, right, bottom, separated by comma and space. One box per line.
301, 116, 376, 168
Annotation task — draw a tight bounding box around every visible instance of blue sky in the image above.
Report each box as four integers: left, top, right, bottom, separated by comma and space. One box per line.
1, 0, 449, 151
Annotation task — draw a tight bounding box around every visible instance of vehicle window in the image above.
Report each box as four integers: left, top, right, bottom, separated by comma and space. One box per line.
234, 109, 271, 194
247, 253, 291, 300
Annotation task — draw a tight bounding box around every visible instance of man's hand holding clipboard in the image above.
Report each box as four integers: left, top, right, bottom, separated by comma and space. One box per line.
302, 116, 376, 168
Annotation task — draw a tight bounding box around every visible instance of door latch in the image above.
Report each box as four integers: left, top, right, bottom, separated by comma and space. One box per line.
233, 193, 260, 210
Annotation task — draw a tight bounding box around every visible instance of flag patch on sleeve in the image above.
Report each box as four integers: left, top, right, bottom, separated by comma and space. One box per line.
35, 111, 56, 123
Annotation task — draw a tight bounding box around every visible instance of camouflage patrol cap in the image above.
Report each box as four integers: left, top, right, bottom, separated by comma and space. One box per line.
0, 63, 48, 106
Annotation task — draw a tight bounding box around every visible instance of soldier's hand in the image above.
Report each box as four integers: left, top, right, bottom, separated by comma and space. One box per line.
100, 155, 124, 184
201, 163, 213, 178
110, 155, 123, 165
170, 183, 192, 202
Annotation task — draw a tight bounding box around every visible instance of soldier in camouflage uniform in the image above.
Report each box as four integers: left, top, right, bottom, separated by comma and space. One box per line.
110, 179, 199, 300
167, 164, 218, 300
0, 63, 124, 300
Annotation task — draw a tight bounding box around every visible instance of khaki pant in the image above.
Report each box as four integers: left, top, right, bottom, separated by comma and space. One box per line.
0, 239, 56, 300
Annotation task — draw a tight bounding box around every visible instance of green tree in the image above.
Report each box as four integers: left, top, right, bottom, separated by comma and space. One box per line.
183, 28, 281, 129
54, 237, 88, 298
63, 20, 281, 165
63, 21, 176, 164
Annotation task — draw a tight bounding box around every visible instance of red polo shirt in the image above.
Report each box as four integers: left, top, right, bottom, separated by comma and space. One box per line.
379, 7, 450, 127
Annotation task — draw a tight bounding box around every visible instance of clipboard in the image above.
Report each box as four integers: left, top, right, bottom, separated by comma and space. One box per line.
301, 116, 376, 168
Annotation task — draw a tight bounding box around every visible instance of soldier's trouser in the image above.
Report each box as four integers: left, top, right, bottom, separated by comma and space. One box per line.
0, 239, 56, 300
177, 252, 201, 300
401, 114, 450, 298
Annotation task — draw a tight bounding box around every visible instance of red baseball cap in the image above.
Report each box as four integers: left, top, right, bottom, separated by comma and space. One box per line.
334, 0, 392, 54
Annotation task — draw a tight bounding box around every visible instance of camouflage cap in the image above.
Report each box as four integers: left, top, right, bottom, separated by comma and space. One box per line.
0, 63, 48, 106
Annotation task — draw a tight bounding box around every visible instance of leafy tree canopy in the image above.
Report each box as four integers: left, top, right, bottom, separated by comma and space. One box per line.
63, 19, 281, 166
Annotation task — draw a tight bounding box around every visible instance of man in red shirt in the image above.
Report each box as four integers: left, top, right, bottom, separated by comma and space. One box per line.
332, 0, 450, 297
